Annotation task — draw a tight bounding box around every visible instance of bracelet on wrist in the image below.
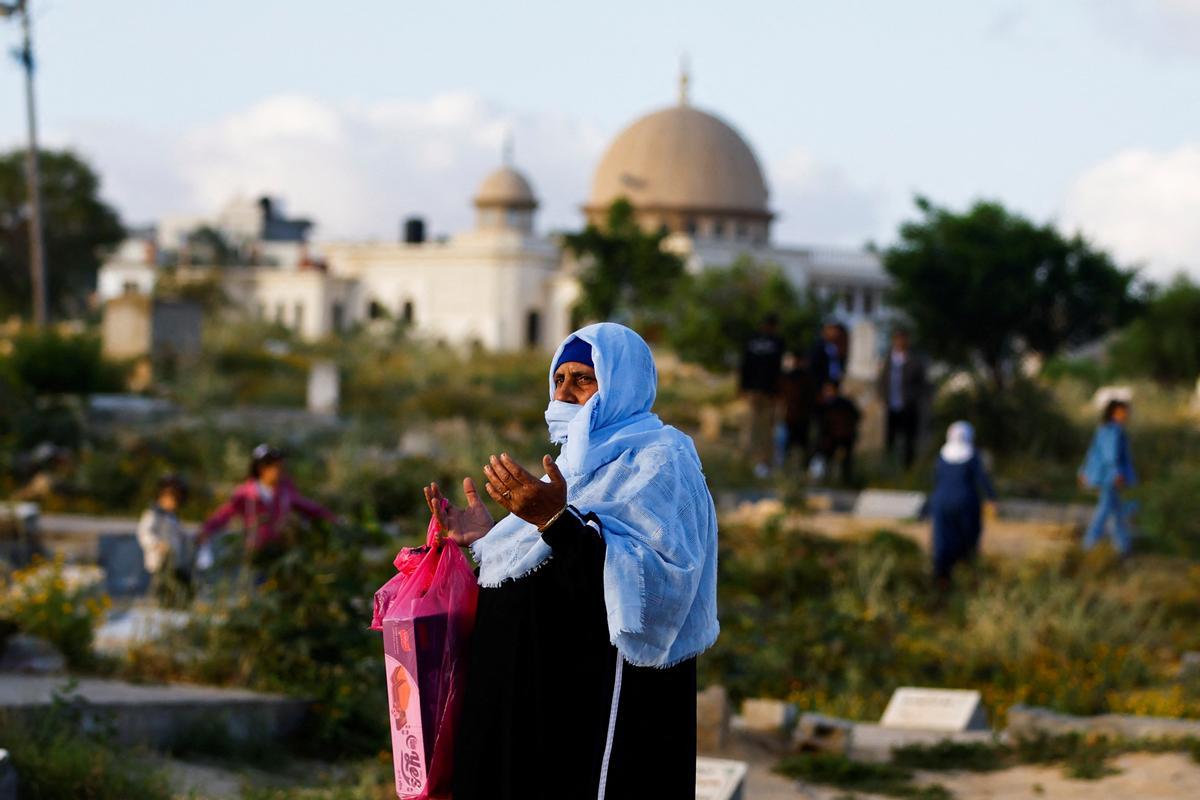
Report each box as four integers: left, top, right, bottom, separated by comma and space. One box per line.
537, 504, 571, 533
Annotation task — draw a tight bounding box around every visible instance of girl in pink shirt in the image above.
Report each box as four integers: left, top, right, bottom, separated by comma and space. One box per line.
199, 444, 335, 560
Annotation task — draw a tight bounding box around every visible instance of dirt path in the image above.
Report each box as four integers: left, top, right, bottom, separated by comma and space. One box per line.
723, 500, 1078, 561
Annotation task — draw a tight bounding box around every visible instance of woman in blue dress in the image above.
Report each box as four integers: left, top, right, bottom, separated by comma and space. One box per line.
926, 421, 996, 586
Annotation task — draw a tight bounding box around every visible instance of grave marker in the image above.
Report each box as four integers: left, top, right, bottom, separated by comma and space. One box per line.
98, 533, 151, 597
696, 757, 748, 800
853, 490, 926, 520
880, 687, 988, 732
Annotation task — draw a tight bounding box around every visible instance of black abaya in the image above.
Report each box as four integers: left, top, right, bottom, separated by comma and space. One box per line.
452, 509, 697, 800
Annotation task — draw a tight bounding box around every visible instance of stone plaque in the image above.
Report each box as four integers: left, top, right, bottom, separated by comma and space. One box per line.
880, 687, 988, 732
696, 757, 747, 800
853, 490, 926, 520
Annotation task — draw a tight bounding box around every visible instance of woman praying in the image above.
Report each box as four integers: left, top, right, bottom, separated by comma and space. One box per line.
423, 322, 719, 800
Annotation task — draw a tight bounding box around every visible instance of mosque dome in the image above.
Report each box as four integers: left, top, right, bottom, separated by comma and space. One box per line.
585, 74, 772, 242
474, 166, 538, 210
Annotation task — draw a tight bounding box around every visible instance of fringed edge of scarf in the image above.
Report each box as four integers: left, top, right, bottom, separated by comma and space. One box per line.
611, 623, 721, 670
474, 551, 556, 589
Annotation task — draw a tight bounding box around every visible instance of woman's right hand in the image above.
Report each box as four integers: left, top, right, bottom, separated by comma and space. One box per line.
424, 478, 494, 547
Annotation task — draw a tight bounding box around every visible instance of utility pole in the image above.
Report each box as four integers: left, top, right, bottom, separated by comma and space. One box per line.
2, 0, 48, 326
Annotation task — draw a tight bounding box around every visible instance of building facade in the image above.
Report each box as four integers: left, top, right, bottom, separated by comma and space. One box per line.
99, 78, 891, 363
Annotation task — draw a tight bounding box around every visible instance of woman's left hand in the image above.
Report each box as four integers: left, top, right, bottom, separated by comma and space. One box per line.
483, 453, 568, 528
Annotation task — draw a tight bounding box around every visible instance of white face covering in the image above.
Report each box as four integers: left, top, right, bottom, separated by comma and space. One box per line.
545, 399, 583, 444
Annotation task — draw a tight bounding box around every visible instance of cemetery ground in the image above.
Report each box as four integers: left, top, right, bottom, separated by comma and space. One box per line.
3, 324, 1200, 798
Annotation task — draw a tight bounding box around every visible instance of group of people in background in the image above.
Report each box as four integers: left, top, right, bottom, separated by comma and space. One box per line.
739, 316, 1140, 584
740, 317, 925, 484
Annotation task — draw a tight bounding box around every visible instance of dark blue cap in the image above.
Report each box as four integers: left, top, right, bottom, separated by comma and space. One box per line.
554, 337, 593, 371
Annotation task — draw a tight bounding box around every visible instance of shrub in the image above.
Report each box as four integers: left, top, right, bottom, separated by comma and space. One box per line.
5, 328, 124, 396
1133, 463, 1200, 558
0, 554, 109, 668
119, 520, 393, 757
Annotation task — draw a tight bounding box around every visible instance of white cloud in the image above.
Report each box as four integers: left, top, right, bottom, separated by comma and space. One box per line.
169, 92, 606, 241
768, 148, 885, 248
1061, 143, 1200, 281
35, 92, 882, 250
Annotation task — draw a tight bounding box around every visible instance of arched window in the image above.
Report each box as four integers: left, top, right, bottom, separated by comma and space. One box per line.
402, 300, 415, 325
368, 300, 384, 320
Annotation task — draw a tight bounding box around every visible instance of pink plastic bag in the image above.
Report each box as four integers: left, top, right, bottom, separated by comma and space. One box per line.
373, 505, 478, 799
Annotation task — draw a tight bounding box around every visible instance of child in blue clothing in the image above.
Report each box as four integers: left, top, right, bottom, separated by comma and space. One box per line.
1078, 399, 1136, 556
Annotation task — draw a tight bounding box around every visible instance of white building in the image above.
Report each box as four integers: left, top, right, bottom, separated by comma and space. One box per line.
99, 75, 891, 358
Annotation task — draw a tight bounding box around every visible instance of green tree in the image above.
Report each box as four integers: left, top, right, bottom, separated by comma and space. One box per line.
6, 328, 123, 395
666, 256, 825, 372
563, 198, 685, 327
884, 197, 1141, 389
1109, 275, 1200, 385
0, 149, 124, 318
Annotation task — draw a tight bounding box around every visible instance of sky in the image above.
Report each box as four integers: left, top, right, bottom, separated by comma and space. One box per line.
1, 0, 1199, 280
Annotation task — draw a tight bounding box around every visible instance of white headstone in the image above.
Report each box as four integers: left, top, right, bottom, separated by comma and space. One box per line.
307, 360, 340, 416
880, 687, 988, 732
853, 490, 926, 520
696, 757, 748, 800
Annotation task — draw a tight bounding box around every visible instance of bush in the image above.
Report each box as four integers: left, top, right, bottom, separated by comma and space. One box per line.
5, 329, 124, 396
119, 520, 393, 757
1134, 463, 1200, 558
0, 555, 109, 668
934, 376, 1084, 462
1110, 275, 1200, 385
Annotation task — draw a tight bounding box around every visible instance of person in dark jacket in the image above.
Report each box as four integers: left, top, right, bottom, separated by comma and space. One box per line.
926, 421, 997, 586
813, 380, 860, 485
876, 328, 927, 468
739, 315, 785, 477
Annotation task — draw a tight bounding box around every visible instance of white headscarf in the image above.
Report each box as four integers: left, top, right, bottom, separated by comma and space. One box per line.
470, 322, 720, 668
940, 421, 975, 464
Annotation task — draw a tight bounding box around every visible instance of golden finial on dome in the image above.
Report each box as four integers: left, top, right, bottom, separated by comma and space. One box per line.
678, 54, 690, 105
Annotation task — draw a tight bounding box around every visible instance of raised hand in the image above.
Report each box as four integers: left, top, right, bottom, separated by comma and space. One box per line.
423, 478, 494, 547
483, 453, 568, 529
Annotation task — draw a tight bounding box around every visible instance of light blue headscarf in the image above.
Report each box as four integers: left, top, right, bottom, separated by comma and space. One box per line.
470, 322, 720, 668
